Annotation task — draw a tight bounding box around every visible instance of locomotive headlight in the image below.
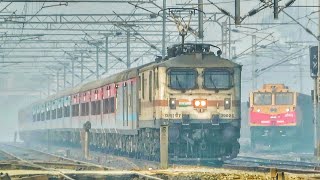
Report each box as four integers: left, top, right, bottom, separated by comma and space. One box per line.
195, 100, 201, 107
224, 98, 231, 109
257, 109, 261, 112
201, 100, 206, 107
286, 108, 290, 112
193, 99, 207, 108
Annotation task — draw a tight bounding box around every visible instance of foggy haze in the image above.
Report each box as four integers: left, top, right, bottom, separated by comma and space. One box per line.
0, 0, 318, 141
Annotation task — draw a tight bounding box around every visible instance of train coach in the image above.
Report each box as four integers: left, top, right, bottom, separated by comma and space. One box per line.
18, 43, 242, 161
248, 84, 313, 151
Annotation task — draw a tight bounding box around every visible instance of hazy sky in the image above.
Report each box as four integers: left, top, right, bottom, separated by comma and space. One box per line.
0, 0, 318, 140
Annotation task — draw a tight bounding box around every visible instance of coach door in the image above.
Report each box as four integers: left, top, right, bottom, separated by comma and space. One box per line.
116, 83, 122, 129
129, 80, 134, 129
123, 81, 128, 128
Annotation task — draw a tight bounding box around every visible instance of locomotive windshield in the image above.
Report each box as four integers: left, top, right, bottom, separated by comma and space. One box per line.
275, 92, 293, 105
203, 69, 231, 89
169, 69, 197, 90
253, 93, 272, 105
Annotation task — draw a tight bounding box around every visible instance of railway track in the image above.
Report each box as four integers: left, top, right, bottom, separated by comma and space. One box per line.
5, 142, 320, 179
22, 142, 320, 173
221, 155, 320, 174
0, 143, 162, 180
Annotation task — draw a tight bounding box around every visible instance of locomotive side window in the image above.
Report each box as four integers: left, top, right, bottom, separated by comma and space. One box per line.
253, 93, 272, 105
275, 93, 293, 105
203, 69, 231, 89
169, 69, 197, 90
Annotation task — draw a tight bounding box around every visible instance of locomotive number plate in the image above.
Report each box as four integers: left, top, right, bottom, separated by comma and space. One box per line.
220, 114, 235, 118
164, 113, 182, 118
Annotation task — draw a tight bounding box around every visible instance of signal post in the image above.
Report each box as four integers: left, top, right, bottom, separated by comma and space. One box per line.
313, 2, 320, 157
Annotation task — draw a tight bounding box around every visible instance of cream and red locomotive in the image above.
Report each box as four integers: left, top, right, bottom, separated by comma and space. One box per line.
19, 43, 242, 161
248, 84, 313, 151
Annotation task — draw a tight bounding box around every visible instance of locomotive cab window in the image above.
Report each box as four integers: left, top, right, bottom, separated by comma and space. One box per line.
275, 92, 293, 105
168, 69, 197, 90
253, 93, 272, 105
203, 69, 231, 90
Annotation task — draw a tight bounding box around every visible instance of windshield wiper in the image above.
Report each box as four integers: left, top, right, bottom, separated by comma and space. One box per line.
176, 75, 183, 90
209, 75, 219, 92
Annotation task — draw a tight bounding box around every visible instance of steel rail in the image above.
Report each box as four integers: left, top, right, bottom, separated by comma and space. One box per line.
223, 155, 320, 174
1, 143, 162, 180
0, 144, 75, 180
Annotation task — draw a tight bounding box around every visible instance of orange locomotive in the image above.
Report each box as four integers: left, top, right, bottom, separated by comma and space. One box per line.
248, 84, 313, 151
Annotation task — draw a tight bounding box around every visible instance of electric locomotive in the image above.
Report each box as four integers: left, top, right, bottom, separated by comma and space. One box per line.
19, 43, 242, 161
248, 84, 313, 151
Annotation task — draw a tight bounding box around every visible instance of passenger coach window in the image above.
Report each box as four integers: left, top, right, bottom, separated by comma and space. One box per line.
64, 105, 70, 117
57, 107, 63, 118
97, 100, 101, 115
81, 102, 90, 116
103, 98, 109, 114
72, 104, 79, 117
91, 101, 101, 115
46, 109, 50, 120
169, 69, 197, 90
103, 98, 115, 114
275, 93, 293, 105
51, 109, 56, 119
203, 69, 231, 89
33, 113, 36, 122
253, 93, 272, 105
85, 102, 89, 116
110, 97, 115, 113
41, 112, 45, 121
37, 113, 40, 121
91, 101, 96, 115
81, 103, 86, 116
